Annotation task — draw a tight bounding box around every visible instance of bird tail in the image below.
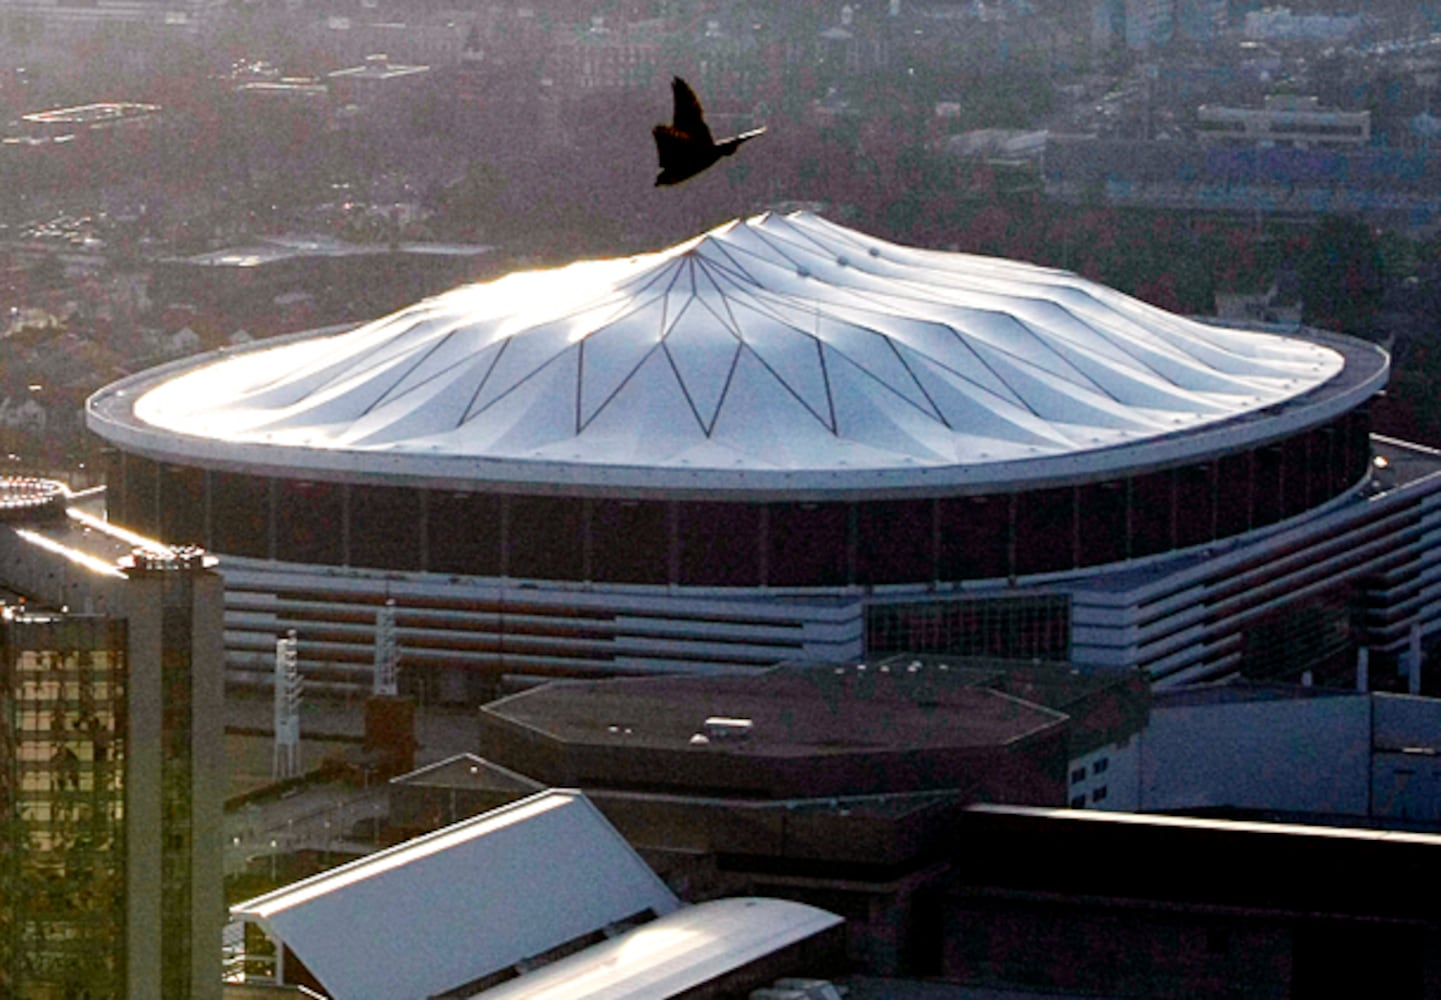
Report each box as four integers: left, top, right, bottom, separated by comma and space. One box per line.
718, 127, 766, 156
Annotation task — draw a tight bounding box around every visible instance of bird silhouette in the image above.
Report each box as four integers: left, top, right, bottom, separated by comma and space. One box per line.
653, 77, 765, 187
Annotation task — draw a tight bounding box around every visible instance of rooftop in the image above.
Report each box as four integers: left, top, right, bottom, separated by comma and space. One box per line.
389, 753, 544, 795
486, 667, 1066, 757
173, 236, 493, 268
329, 54, 431, 81
22, 101, 160, 125
466, 897, 842, 1000
87, 212, 1378, 498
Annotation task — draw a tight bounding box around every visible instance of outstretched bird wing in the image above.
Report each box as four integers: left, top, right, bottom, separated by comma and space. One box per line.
670, 77, 713, 146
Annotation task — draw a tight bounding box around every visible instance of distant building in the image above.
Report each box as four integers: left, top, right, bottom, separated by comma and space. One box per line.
1243, 7, 1362, 43
1197, 95, 1371, 149
1044, 137, 1441, 232
18, 102, 162, 142
1124, 0, 1173, 50
388, 753, 543, 836
148, 236, 493, 339
547, 16, 662, 93
0, 0, 223, 55
328, 53, 431, 109
1174, 0, 1226, 44
1093, 0, 1229, 51
0, 482, 224, 999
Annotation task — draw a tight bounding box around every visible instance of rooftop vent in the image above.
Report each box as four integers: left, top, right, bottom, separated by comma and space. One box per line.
703, 716, 753, 741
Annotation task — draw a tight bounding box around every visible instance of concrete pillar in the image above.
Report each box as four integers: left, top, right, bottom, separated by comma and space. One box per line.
1409, 623, 1423, 695
1356, 646, 1369, 692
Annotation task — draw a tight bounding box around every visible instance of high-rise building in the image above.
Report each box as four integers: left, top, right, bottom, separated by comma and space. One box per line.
0, 485, 224, 1000
0, 611, 128, 999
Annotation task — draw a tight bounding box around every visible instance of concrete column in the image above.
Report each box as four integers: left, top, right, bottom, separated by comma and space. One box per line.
1409, 623, 1423, 695
1356, 646, 1369, 692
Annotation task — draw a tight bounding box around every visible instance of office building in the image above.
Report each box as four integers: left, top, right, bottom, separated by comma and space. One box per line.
0, 481, 224, 999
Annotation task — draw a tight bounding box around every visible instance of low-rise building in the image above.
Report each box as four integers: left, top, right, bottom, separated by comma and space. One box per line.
1197, 94, 1370, 149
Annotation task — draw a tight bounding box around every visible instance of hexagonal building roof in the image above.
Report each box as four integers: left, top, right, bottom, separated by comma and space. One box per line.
94, 212, 1367, 497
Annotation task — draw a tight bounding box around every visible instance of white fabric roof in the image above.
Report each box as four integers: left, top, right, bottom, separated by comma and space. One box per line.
469, 897, 843, 1000
127, 212, 1343, 486
230, 790, 679, 1000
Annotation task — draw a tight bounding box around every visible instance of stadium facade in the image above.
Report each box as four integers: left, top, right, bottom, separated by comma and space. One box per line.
86, 212, 1440, 698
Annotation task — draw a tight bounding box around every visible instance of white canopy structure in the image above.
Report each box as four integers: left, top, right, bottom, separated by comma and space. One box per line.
469, 897, 843, 1000
231, 791, 679, 1000
117, 212, 1345, 493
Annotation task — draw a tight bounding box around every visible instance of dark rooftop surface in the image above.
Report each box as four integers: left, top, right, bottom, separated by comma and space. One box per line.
389, 753, 543, 794
840, 979, 1111, 1000
486, 666, 1067, 756
865, 655, 1143, 712
1150, 679, 1358, 708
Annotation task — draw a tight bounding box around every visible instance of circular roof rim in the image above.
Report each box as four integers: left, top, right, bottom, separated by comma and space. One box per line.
87, 325, 1386, 500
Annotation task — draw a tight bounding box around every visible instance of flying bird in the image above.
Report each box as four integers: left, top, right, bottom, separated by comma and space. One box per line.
653, 77, 765, 187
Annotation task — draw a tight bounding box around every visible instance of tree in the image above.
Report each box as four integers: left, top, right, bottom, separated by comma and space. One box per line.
1299, 214, 1384, 337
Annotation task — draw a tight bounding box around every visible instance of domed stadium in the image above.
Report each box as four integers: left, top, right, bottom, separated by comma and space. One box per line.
88, 212, 1437, 699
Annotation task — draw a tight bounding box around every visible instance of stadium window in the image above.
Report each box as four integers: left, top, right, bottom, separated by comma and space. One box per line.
865, 594, 1070, 660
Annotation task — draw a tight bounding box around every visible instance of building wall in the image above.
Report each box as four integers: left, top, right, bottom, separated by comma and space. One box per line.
101, 424, 1441, 705
1068, 737, 1141, 811
1121, 688, 1441, 824
1071, 442, 1441, 686
0, 615, 129, 999
943, 898, 1298, 998
97, 409, 1410, 698
1197, 97, 1371, 150
1370, 694, 1441, 825
114, 425, 1441, 699
218, 556, 863, 695
119, 559, 225, 1000
0, 525, 224, 1000
104, 408, 1372, 591
1139, 694, 1371, 815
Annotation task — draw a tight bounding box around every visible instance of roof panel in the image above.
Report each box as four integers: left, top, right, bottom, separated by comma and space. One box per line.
663, 303, 741, 432
731, 305, 833, 429
579, 303, 666, 428
231, 791, 679, 1000
469, 898, 842, 1000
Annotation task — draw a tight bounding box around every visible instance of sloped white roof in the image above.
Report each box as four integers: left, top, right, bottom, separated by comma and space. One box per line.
230, 790, 679, 1000
469, 897, 843, 999
100, 212, 1360, 494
